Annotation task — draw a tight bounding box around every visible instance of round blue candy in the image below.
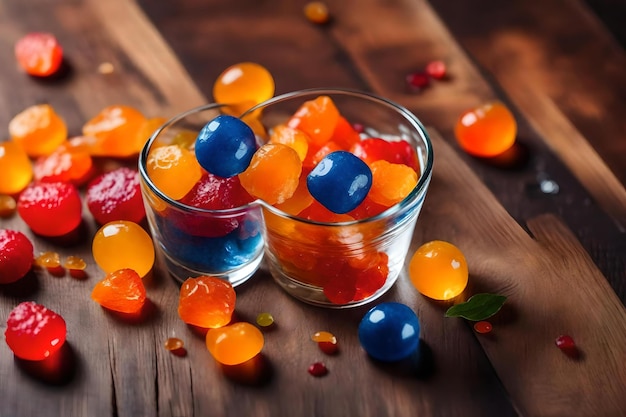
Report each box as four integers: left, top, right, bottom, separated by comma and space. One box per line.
306, 151, 372, 214
358, 302, 420, 362
195, 115, 257, 178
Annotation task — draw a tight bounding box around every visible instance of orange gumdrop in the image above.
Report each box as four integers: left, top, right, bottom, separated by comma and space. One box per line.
269, 124, 309, 161
82, 105, 148, 157
239, 143, 302, 205
178, 276, 236, 329
91, 269, 147, 314
9, 104, 68, 157
330, 116, 361, 150
287, 95, 340, 147
454, 101, 517, 157
368, 160, 418, 206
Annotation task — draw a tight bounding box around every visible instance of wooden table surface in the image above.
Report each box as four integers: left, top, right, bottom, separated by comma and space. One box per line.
1, 1, 626, 416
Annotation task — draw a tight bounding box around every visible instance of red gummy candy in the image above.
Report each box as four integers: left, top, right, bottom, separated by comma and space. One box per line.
0, 229, 34, 284
14, 33, 63, 77
5, 301, 67, 361
17, 182, 82, 237
87, 167, 146, 225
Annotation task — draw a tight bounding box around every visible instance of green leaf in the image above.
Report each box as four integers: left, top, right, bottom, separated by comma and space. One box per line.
444, 293, 507, 321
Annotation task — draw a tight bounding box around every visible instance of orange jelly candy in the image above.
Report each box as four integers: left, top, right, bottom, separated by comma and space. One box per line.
0, 141, 33, 195
33, 144, 93, 185
368, 160, 418, 206
91, 268, 147, 314
239, 143, 302, 205
455, 101, 517, 157
206, 322, 264, 365
178, 276, 236, 329
269, 124, 309, 161
9, 104, 67, 157
82, 105, 148, 157
146, 144, 202, 200
213, 62, 275, 116
409, 240, 468, 300
287, 95, 340, 147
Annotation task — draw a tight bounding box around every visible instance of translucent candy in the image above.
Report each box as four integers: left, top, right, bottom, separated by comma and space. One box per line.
213, 62, 275, 117
455, 101, 517, 157
206, 322, 264, 365
0, 141, 33, 195
92, 221, 155, 278
146, 144, 202, 200
9, 104, 67, 157
409, 240, 468, 301
5, 301, 66, 360
178, 276, 236, 329
18, 182, 82, 237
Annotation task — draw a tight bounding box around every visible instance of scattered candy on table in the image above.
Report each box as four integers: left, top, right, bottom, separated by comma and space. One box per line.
177, 276, 236, 329
86, 167, 146, 225
14, 32, 63, 78
307, 362, 329, 377
455, 101, 517, 157
304, 2, 330, 24
212, 62, 275, 117
409, 240, 468, 301
9, 104, 68, 158
91, 268, 147, 314
205, 322, 264, 365
256, 312, 275, 327
0, 229, 34, 284
0, 141, 33, 195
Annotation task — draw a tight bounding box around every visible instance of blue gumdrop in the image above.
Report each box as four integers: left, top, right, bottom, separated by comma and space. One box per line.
195, 115, 257, 178
358, 302, 420, 362
306, 151, 372, 214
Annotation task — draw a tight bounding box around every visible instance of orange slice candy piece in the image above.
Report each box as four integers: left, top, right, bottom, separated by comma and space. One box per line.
91, 268, 147, 314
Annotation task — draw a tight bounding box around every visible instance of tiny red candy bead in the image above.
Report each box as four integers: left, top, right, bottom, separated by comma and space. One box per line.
474, 321, 493, 334
406, 71, 430, 90
555, 335, 576, 350
318, 341, 339, 355
425, 60, 447, 80
308, 362, 328, 377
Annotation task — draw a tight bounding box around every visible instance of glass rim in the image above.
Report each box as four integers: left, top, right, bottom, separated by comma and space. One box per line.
138, 87, 434, 225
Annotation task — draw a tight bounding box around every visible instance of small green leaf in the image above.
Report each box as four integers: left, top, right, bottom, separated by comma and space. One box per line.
444, 293, 507, 321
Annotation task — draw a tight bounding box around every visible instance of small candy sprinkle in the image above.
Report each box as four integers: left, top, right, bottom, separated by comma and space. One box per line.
425, 60, 447, 80
256, 312, 275, 327
35, 251, 61, 269
308, 362, 328, 377
406, 71, 430, 90
164, 337, 184, 351
311, 331, 336, 344
98, 62, 115, 74
0, 195, 17, 217
63, 255, 87, 271
304, 2, 330, 24
555, 335, 576, 351
474, 321, 493, 334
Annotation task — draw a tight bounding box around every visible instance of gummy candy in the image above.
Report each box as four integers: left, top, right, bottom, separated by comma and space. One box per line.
304, 2, 330, 24
147, 144, 203, 200
195, 115, 257, 178
256, 312, 274, 327
14, 33, 63, 77
455, 101, 517, 157
239, 143, 302, 205
35, 251, 61, 269
358, 302, 420, 362
178, 276, 236, 328
0, 141, 33, 195
205, 322, 264, 365
164, 337, 184, 351
63, 255, 87, 271
0, 229, 34, 284
213, 62, 275, 117
33, 143, 93, 185
5, 301, 66, 361
474, 321, 493, 334
91, 268, 147, 314
409, 240, 468, 300
425, 60, 447, 80
306, 151, 372, 214
307, 362, 328, 376
288, 95, 340, 147
17, 181, 82, 237
269, 124, 309, 161
86, 167, 146, 225
368, 160, 418, 206
82, 105, 148, 157
92, 221, 155, 278
311, 331, 336, 344
406, 72, 430, 90
0, 195, 17, 218
9, 104, 67, 157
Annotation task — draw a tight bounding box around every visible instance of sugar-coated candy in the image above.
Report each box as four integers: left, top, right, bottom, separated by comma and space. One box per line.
92, 221, 155, 278
82, 105, 148, 157
4, 301, 66, 361
0, 141, 33, 195
409, 240, 468, 300
14, 32, 63, 77
33, 143, 93, 185
86, 167, 146, 225
213, 62, 275, 117
178, 276, 236, 329
205, 322, 264, 365
0, 229, 34, 284
358, 302, 420, 362
9, 104, 67, 157
455, 101, 517, 157
18, 181, 82, 237
239, 143, 302, 205
195, 115, 257, 178
307, 151, 372, 214
146, 144, 202, 200
91, 268, 147, 314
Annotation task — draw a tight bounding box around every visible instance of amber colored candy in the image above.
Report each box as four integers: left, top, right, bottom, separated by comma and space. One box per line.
14, 33, 63, 77
146, 144, 203, 200
92, 221, 155, 278
9, 104, 67, 157
213, 62, 275, 116
311, 331, 336, 344
0, 141, 33, 195
35, 251, 61, 269
0, 195, 17, 218
269, 124, 309, 161
256, 312, 274, 327
304, 2, 330, 24
455, 101, 517, 157
368, 160, 418, 206
63, 255, 87, 271
274, 175, 314, 216
91, 268, 147, 314
137, 117, 167, 148
239, 143, 302, 205
33, 144, 93, 185
329, 116, 361, 150
287, 95, 340, 147
206, 322, 264, 365
409, 240, 468, 300
178, 276, 236, 329
82, 105, 148, 157
164, 337, 184, 351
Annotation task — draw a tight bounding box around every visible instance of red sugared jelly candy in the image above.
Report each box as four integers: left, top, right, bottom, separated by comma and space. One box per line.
0, 229, 34, 284
5, 301, 67, 360
86, 167, 146, 225
14, 33, 63, 77
17, 182, 82, 237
